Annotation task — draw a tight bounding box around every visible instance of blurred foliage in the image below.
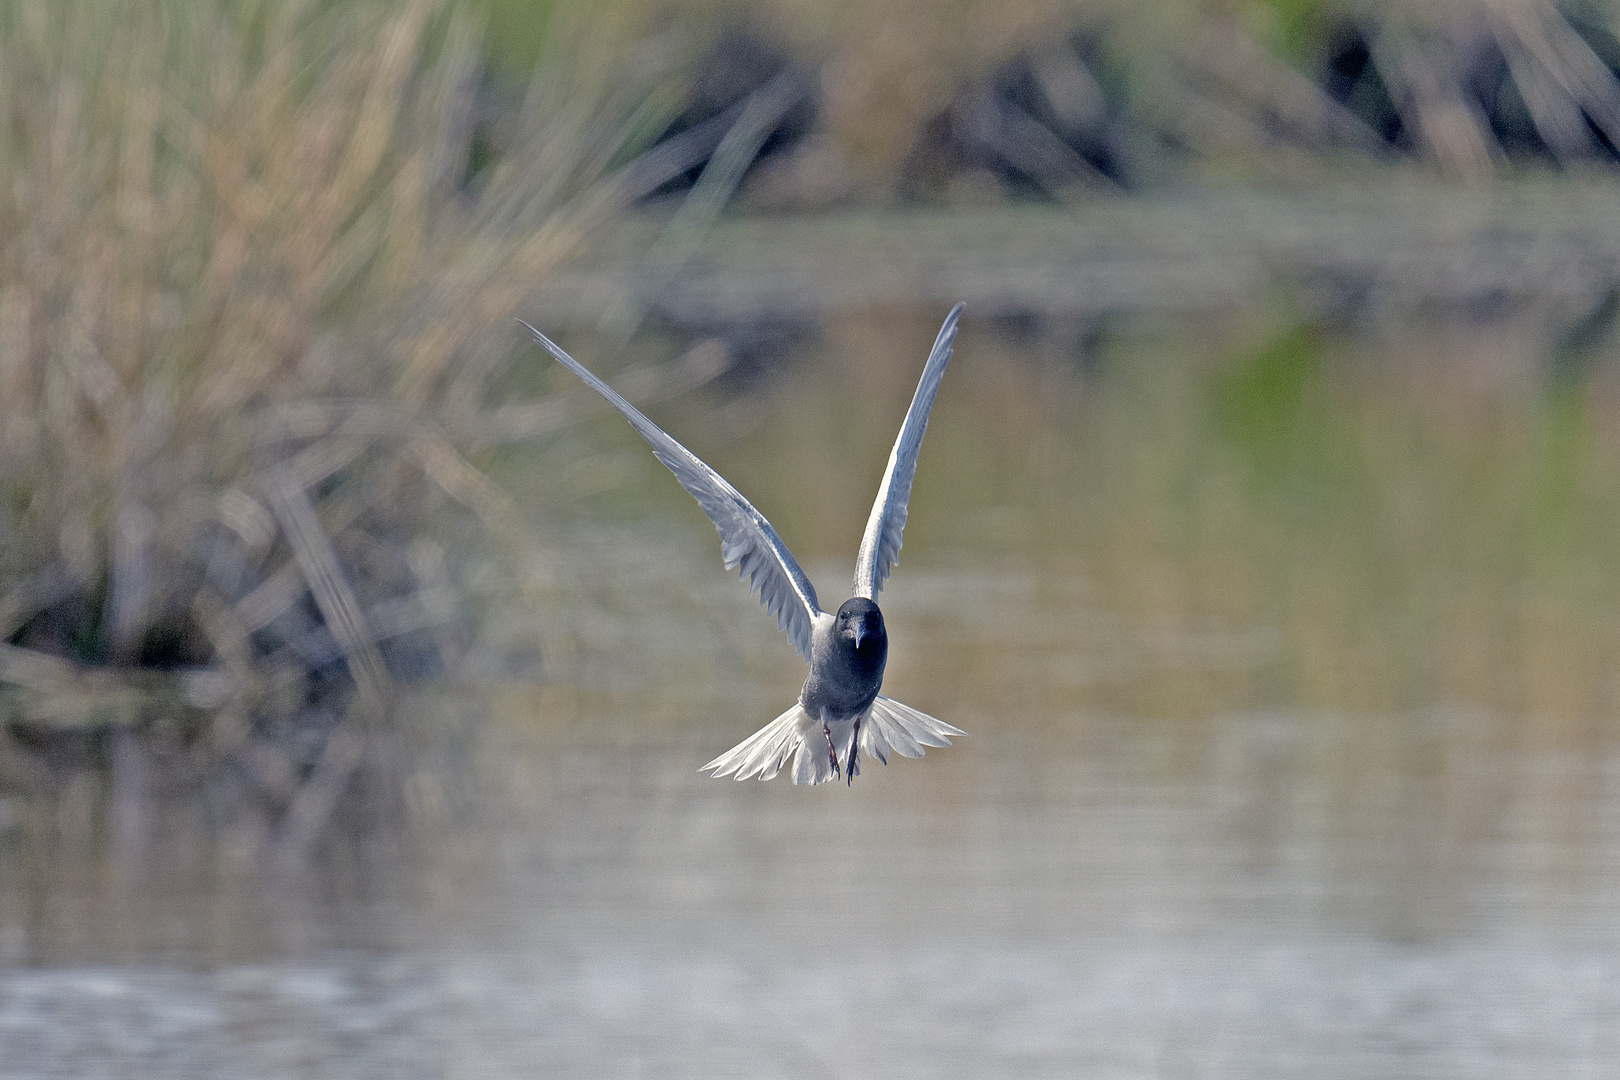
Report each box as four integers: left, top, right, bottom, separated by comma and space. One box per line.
0, 0, 687, 854
470, 0, 1620, 200
1246, 0, 1335, 60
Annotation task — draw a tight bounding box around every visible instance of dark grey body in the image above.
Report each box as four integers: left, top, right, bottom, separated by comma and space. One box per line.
801, 598, 887, 719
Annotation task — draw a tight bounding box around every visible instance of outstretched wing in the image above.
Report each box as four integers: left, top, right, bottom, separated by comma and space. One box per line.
852, 303, 964, 600
522, 322, 822, 661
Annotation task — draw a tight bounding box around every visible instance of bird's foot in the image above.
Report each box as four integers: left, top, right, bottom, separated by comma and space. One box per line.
823, 722, 841, 781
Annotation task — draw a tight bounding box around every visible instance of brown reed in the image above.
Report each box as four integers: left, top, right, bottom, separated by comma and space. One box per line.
0, 0, 708, 853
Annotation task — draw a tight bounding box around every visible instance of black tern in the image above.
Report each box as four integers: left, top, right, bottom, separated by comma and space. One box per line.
522, 304, 967, 785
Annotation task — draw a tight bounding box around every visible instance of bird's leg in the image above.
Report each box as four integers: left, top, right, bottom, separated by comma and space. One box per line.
845, 718, 861, 786
823, 720, 841, 780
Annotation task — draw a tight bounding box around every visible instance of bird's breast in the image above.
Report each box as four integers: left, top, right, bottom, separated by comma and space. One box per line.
801, 631, 886, 719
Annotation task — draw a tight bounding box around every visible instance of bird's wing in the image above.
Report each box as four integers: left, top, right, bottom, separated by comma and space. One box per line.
852, 303, 964, 600
522, 322, 823, 661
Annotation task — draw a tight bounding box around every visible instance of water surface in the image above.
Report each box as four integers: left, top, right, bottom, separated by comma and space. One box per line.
4, 305, 1620, 1077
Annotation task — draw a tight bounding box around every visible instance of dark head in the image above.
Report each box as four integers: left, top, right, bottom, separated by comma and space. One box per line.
835, 597, 886, 657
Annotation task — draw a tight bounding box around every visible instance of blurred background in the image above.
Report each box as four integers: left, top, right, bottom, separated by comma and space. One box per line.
4, 0, 1620, 1075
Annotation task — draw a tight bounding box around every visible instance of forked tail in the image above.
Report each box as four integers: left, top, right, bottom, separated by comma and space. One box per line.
702, 696, 965, 786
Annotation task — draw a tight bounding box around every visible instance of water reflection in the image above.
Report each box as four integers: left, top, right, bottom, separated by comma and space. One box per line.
4, 306, 1620, 1076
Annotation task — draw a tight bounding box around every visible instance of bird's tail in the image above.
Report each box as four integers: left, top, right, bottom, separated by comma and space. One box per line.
859, 695, 966, 768
701, 703, 832, 784
702, 696, 965, 785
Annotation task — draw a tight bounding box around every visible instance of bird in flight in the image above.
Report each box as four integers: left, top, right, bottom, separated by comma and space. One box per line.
521, 304, 967, 785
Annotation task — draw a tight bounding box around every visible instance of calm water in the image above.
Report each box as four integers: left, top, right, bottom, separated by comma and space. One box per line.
5, 306, 1620, 1077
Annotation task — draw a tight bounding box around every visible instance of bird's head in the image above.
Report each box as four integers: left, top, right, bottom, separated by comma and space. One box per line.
835, 597, 885, 652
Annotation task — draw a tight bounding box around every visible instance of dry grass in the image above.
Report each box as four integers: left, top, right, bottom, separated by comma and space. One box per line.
589, 0, 1620, 197
0, 0, 704, 852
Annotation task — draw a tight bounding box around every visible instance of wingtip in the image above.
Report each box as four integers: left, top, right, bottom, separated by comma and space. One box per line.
933, 303, 965, 355
519, 318, 605, 390
516, 318, 559, 353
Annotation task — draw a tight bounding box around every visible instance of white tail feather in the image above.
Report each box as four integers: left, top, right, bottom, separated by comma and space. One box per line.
863, 695, 964, 762
703, 695, 964, 785
702, 703, 821, 783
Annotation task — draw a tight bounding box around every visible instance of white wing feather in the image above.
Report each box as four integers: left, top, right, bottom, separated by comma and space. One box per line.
853, 304, 964, 599
523, 322, 822, 661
